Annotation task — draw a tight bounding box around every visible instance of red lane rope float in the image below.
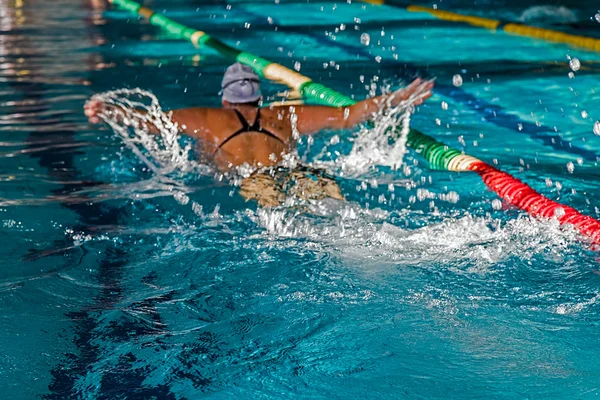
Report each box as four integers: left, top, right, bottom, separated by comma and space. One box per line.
470, 162, 600, 244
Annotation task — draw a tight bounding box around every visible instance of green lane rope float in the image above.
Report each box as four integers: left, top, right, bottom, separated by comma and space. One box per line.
361, 1, 600, 52
108, 0, 600, 244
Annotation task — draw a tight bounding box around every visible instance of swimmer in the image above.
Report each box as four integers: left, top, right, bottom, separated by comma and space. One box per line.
85, 63, 433, 205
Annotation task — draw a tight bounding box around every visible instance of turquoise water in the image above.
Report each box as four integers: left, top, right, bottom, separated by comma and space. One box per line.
2, 0, 600, 398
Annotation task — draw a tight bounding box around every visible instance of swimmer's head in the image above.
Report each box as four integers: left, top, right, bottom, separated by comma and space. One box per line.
221, 63, 262, 106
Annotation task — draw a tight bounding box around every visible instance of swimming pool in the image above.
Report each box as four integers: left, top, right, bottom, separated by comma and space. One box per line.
2, 0, 600, 398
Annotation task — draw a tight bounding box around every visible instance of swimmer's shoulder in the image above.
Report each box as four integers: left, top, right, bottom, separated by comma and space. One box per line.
171, 107, 238, 137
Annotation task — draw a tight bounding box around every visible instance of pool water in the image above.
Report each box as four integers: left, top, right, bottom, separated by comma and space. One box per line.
2, 0, 600, 398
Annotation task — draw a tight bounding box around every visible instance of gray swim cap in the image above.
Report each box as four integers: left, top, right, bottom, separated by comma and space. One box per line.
221, 63, 261, 104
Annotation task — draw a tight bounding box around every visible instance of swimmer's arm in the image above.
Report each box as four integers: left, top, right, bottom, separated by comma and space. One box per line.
85, 100, 212, 137
85, 99, 164, 134
290, 78, 433, 135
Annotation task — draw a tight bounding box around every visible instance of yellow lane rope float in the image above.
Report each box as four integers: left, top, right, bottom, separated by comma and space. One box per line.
361, 2, 600, 52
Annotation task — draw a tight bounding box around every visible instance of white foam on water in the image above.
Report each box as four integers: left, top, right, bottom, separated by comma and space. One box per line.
249, 203, 583, 272
554, 293, 600, 315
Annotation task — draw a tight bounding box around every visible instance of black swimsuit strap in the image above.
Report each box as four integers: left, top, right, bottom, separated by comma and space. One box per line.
216, 109, 285, 152
234, 109, 252, 131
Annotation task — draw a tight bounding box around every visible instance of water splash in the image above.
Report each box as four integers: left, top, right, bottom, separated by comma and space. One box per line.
249, 203, 585, 270
92, 88, 210, 180
316, 82, 427, 177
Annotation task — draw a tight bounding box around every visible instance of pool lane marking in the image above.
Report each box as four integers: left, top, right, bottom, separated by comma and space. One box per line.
360, 1, 600, 52
109, 0, 600, 245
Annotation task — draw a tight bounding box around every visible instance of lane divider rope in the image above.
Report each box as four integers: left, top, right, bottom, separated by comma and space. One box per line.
406, 5, 501, 30
108, 0, 600, 244
367, 2, 600, 52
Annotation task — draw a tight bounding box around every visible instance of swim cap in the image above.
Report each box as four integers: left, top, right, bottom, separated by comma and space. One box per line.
221, 63, 261, 104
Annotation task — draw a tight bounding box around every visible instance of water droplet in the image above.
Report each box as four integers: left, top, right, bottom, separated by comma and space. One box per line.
492, 199, 502, 210
568, 72, 575, 79
445, 192, 459, 203
452, 74, 463, 87
581, 110, 588, 118
360, 33, 370, 46
441, 101, 448, 110
191, 202, 203, 216
435, 118, 441, 125
173, 192, 190, 205
566, 161, 574, 173
569, 58, 581, 71
375, 55, 382, 63
329, 135, 340, 145
294, 61, 301, 71
595, 13, 600, 22
340, 23, 346, 31
594, 121, 600, 135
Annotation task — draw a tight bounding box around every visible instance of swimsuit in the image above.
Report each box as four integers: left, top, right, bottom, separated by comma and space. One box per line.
238, 165, 344, 207
215, 109, 285, 153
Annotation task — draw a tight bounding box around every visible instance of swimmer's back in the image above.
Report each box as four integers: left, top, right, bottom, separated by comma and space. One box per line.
172, 106, 294, 169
